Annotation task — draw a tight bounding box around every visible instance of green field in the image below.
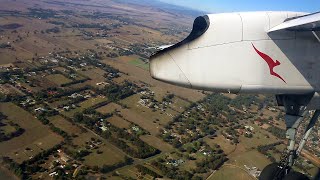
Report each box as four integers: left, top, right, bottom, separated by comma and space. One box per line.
129, 58, 149, 70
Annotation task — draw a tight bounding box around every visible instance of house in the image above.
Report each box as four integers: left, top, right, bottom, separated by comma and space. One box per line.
245, 125, 254, 131
132, 126, 140, 132
49, 172, 58, 177
34, 107, 46, 112
100, 126, 108, 132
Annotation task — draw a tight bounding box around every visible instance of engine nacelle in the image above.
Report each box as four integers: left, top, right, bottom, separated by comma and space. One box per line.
150, 11, 320, 109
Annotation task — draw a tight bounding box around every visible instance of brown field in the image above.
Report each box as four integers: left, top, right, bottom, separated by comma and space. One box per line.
169, 96, 191, 113
0, 103, 63, 163
45, 74, 72, 86
96, 102, 122, 114
120, 94, 176, 126
107, 116, 131, 129
84, 145, 125, 167
70, 131, 126, 167
204, 135, 236, 155
0, 84, 25, 95
208, 165, 255, 180
48, 115, 83, 135
117, 55, 141, 62
119, 108, 161, 135
140, 135, 173, 152
229, 150, 271, 170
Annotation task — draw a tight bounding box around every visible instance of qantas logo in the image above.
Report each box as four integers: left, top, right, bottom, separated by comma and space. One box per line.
252, 44, 286, 83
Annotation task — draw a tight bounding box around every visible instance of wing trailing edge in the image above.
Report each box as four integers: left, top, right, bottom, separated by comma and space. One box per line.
268, 12, 320, 32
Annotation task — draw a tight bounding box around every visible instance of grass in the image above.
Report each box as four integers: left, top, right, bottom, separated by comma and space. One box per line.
208, 165, 255, 180
129, 58, 149, 70
45, 74, 72, 86
0, 103, 63, 163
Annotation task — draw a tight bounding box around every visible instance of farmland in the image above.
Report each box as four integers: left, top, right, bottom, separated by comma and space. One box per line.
0, 0, 319, 179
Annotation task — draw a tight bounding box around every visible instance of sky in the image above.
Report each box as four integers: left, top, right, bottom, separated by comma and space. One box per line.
159, 0, 320, 13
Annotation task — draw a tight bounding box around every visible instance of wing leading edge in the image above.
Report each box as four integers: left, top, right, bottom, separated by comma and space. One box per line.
268, 12, 320, 32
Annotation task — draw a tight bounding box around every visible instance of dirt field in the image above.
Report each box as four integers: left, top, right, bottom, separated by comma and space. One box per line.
0, 103, 63, 163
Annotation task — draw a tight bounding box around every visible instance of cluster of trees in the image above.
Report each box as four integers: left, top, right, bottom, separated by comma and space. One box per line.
27, 8, 58, 19
203, 93, 231, 113
0, 43, 11, 48
194, 154, 228, 173
44, 27, 60, 33
0, 125, 25, 142
72, 23, 110, 30
47, 21, 65, 26
229, 95, 259, 109
257, 141, 283, 162
102, 81, 135, 101
107, 127, 160, 159
162, 93, 174, 103
60, 78, 89, 87
267, 126, 286, 139
0, 23, 23, 29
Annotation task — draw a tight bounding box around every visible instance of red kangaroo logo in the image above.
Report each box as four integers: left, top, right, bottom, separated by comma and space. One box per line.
252, 44, 286, 83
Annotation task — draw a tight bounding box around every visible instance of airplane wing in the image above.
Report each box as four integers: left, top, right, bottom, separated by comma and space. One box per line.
268, 12, 320, 32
